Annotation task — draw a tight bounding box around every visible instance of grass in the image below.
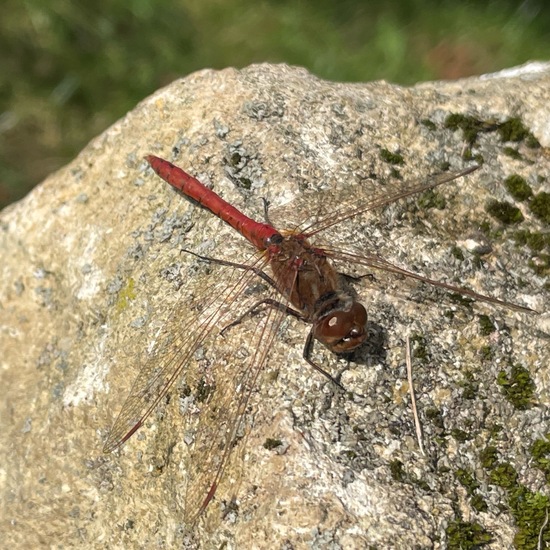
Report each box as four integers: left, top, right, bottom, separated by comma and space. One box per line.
1, 0, 549, 208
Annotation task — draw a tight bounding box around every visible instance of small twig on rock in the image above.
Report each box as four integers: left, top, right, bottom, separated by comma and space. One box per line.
406, 335, 425, 456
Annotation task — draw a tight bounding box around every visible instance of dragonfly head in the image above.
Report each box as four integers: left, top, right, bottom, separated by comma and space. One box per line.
313, 301, 368, 353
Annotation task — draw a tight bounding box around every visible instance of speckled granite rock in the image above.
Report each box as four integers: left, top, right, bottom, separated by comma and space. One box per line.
1, 62, 549, 549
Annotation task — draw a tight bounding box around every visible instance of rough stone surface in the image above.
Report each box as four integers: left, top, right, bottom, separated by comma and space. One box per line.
1, 63, 549, 549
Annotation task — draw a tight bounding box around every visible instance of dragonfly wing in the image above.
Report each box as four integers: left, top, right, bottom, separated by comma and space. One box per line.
181, 272, 295, 524
104, 248, 297, 524
269, 166, 479, 236
323, 246, 533, 313
103, 252, 270, 453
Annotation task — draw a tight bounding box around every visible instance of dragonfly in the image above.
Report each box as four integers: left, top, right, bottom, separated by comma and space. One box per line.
104, 155, 532, 523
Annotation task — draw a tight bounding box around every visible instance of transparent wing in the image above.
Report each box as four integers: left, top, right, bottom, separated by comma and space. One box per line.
103, 247, 298, 524
322, 245, 533, 313
181, 269, 295, 525
269, 165, 479, 236
103, 251, 270, 453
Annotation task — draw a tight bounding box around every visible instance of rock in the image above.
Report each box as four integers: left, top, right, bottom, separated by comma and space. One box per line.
1, 63, 549, 549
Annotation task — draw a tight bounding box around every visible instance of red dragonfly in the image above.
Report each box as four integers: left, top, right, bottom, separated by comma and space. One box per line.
104, 155, 532, 523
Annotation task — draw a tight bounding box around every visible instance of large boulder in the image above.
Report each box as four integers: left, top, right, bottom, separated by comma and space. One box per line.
1, 63, 549, 548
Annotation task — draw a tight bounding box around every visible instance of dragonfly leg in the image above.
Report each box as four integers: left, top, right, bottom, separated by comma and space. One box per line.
262, 197, 275, 226
302, 329, 346, 392
181, 248, 278, 289
221, 298, 305, 337
340, 271, 376, 284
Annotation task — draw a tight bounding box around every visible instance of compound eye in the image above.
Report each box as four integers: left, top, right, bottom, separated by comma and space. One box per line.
314, 302, 368, 353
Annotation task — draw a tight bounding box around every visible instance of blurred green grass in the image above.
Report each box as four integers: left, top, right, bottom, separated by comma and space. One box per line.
1, 0, 549, 208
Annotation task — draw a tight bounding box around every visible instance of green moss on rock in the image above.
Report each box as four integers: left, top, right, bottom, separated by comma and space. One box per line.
418, 189, 446, 209
478, 314, 495, 336
480, 445, 499, 469
504, 175, 533, 201
420, 118, 436, 130
530, 192, 550, 224
380, 148, 404, 165
444, 114, 488, 145
446, 520, 492, 549
497, 118, 539, 147
497, 364, 536, 410
531, 435, 550, 482
486, 200, 524, 224
502, 147, 522, 160
451, 428, 473, 442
